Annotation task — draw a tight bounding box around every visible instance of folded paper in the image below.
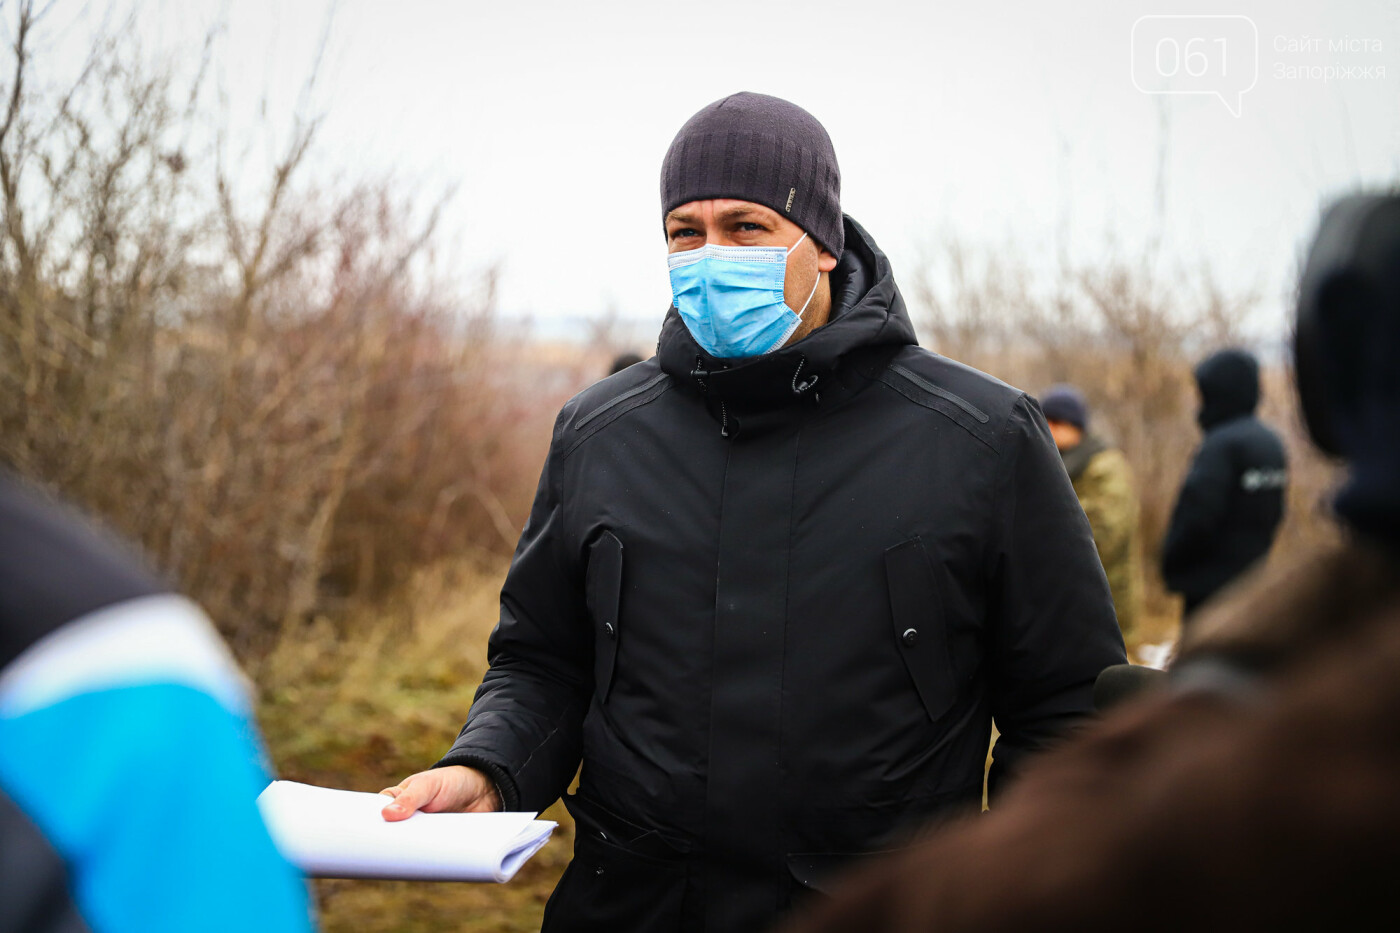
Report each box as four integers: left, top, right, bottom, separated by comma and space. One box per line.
257, 780, 557, 882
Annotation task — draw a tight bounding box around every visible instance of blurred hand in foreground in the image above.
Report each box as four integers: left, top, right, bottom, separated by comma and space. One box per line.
379, 766, 501, 821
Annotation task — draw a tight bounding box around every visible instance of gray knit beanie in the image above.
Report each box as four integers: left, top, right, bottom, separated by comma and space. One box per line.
660, 92, 843, 258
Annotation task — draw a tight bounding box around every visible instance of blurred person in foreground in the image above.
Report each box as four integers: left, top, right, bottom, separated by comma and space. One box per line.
781, 192, 1400, 933
380, 92, 1124, 932
1041, 384, 1144, 644
1162, 347, 1287, 622
0, 473, 312, 933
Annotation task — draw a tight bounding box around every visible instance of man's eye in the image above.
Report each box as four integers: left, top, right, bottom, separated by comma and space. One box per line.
669, 228, 699, 240
737, 222, 763, 232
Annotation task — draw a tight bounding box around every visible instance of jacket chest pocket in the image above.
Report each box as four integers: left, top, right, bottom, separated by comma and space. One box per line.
884, 537, 959, 724
585, 530, 624, 703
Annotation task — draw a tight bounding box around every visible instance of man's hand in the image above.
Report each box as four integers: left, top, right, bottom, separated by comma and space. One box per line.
379, 766, 501, 821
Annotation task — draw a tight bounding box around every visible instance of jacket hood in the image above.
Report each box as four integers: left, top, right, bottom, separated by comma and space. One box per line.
1195, 348, 1260, 430
1059, 433, 1108, 482
656, 215, 918, 416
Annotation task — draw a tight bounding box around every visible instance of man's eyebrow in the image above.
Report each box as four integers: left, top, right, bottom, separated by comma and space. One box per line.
664, 205, 779, 225
714, 205, 775, 223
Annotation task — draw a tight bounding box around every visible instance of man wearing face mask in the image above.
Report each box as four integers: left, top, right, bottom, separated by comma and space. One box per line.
381, 92, 1124, 933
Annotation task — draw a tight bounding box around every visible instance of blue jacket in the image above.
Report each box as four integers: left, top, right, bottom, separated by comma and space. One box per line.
0, 475, 312, 933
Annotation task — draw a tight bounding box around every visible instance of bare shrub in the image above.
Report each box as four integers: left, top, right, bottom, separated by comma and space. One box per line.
0, 2, 570, 653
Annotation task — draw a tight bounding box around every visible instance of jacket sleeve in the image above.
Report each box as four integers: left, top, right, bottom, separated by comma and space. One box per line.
1078, 450, 1137, 569
984, 395, 1126, 799
435, 411, 592, 813
1161, 435, 1232, 589
0, 598, 312, 933
1079, 450, 1142, 639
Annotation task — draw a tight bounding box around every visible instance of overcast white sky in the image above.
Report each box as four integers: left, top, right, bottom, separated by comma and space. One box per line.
109, 0, 1400, 339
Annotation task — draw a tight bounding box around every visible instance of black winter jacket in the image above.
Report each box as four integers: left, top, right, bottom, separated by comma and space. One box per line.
1162, 349, 1288, 613
437, 218, 1126, 933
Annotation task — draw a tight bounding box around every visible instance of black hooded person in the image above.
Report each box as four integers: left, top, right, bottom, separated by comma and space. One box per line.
1162, 348, 1288, 619
378, 92, 1125, 933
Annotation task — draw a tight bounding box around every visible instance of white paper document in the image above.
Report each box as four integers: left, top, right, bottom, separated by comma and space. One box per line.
257, 780, 557, 882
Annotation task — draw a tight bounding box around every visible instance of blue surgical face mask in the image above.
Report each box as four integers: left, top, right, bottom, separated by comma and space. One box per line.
668, 232, 822, 359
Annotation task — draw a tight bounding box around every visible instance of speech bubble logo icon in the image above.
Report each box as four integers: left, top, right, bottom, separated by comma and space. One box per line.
1131, 15, 1259, 117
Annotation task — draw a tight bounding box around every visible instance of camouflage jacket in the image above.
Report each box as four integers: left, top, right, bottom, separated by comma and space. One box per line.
1061, 436, 1143, 641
